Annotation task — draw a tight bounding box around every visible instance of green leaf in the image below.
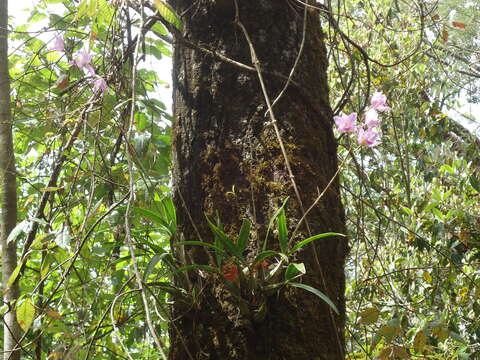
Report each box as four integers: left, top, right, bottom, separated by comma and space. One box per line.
401, 206, 414, 216
135, 207, 165, 224
55, 229, 71, 250
252, 250, 279, 267
289, 282, 339, 315
153, 0, 183, 30
6, 220, 30, 244
76, 0, 89, 19
175, 241, 225, 255
143, 254, 162, 281
31, 233, 55, 249
289, 232, 345, 255
359, 307, 380, 325
236, 219, 251, 254
423, 201, 439, 213
284, 263, 306, 281
7, 260, 24, 287
206, 217, 242, 260
214, 231, 224, 268
414, 330, 427, 353
277, 208, 288, 253
135, 207, 173, 235
263, 198, 289, 251
378, 321, 402, 342
439, 164, 455, 174
469, 175, 480, 192
152, 22, 167, 36
432, 207, 444, 221
16, 299, 35, 332
161, 197, 177, 229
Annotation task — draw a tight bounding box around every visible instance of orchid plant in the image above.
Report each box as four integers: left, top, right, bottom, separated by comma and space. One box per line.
134, 198, 344, 322
334, 91, 391, 147
48, 34, 108, 95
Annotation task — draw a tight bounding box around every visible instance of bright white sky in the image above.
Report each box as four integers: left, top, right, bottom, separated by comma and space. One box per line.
9, 0, 479, 138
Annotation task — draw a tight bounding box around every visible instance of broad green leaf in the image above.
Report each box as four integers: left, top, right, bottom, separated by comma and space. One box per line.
289, 282, 339, 315
284, 263, 306, 281
378, 322, 402, 342
153, 0, 183, 30
55, 229, 71, 250
439, 164, 455, 174
359, 307, 380, 325
76, 0, 89, 20
423, 201, 439, 213
6, 220, 30, 244
134, 208, 166, 225
469, 175, 480, 192
236, 219, 251, 254
401, 206, 414, 216
289, 232, 345, 255
277, 208, 288, 253
143, 254, 162, 281
135, 207, 172, 235
152, 22, 167, 36
7, 260, 24, 287
413, 330, 427, 353
41, 186, 62, 192
31, 233, 55, 249
16, 299, 35, 332
432, 208, 444, 221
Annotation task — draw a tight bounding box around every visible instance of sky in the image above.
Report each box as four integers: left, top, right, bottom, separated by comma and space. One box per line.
9, 0, 479, 138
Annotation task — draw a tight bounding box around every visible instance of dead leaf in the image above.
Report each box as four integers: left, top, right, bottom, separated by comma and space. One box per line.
442, 29, 449, 42
452, 22, 467, 29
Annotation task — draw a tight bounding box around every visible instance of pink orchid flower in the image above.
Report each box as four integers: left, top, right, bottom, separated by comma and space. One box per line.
365, 108, 381, 128
71, 48, 95, 76
93, 77, 108, 94
49, 34, 65, 52
334, 112, 357, 133
370, 91, 391, 112
357, 127, 381, 147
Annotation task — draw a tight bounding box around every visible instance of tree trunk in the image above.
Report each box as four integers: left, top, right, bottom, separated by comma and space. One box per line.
169, 1, 347, 359
0, 0, 21, 359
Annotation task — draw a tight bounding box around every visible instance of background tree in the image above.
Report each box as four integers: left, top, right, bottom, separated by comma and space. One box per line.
0, 0, 21, 358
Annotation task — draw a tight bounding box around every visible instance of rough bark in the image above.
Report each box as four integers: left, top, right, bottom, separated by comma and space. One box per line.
0, 0, 21, 359
169, 1, 347, 359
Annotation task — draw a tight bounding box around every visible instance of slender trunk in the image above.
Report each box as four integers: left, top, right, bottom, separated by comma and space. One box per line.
0, 0, 21, 358
169, 1, 347, 359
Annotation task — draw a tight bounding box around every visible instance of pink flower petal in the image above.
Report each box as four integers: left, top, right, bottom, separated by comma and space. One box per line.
49, 34, 65, 52
334, 112, 357, 133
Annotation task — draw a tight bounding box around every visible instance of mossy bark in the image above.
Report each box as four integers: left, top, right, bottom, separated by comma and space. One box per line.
169, 1, 347, 359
